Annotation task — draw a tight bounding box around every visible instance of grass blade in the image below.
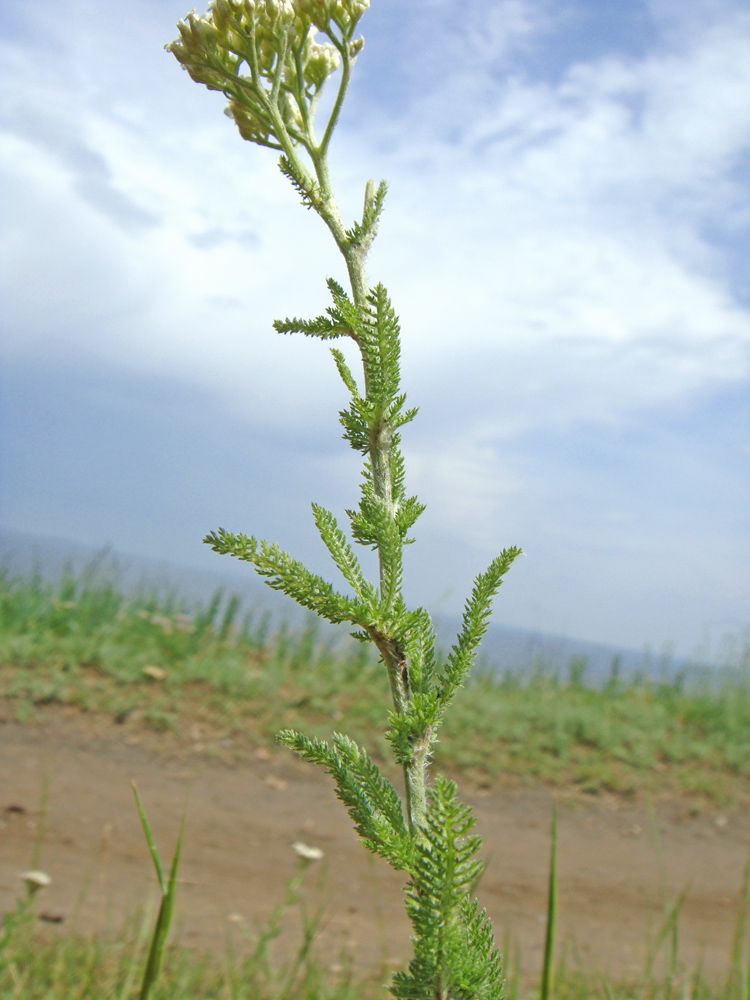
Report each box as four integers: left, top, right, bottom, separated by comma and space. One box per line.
650, 883, 690, 985
540, 802, 558, 1000
132, 784, 187, 1000
132, 783, 166, 894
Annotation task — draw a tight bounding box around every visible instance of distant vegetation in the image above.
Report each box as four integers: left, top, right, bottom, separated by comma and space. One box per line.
1, 564, 748, 806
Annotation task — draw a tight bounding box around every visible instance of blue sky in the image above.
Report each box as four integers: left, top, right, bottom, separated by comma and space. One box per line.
1, 0, 748, 657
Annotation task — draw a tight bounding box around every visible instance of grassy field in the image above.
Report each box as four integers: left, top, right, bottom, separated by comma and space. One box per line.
1, 563, 748, 805
2, 564, 750, 999
2, 898, 750, 1000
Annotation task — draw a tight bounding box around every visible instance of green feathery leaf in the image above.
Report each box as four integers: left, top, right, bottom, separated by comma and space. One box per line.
390, 776, 502, 1000
330, 347, 360, 394
402, 607, 438, 695
273, 314, 350, 339
204, 528, 370, 628
356, 283, 402, 406
278, 154, 320, 211
437, 547, 522, 714
311, 503, 375, 604
396, 495, 426, 542
274, 278, 360, 341
278, 730, 413, 871
345, 178, 388, 250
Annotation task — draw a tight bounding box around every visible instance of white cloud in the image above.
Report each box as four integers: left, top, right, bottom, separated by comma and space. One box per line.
1, 0, 748, 650
3, 0, 748, 425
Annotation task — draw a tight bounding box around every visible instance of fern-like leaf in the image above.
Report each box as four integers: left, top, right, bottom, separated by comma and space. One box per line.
204, 528, 370, 628
273, 314, 350, 339
311, 503, 375, 605
278, 730, 413, 870
278, 154, 320, 211
345, 178, 388, 250
330, 347, 360, 394
390, 776, 501, 1000
402, 607, 437, 695
437, 547, 522, 714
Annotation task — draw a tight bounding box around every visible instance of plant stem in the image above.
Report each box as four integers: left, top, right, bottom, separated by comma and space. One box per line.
303, 142, 426, 834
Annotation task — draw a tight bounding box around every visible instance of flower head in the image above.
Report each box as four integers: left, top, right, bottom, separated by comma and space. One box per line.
303, 34, 340, 88
20, 870, 52, 893
292, 841, 324, 860
167, 0, 367, 150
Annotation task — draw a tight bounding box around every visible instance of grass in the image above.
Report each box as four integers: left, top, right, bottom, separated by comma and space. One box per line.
2, 562, 750, 997
1, 888, 750, 1000
0, 900, 377, 999
0, 806, 378, 1000
1, 562, 748, 805
5, 801, 747, 1000
1, 563, 749, 805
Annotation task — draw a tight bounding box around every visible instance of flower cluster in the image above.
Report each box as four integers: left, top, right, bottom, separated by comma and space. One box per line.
167, 0, 367, 148
295, 0, 369, 31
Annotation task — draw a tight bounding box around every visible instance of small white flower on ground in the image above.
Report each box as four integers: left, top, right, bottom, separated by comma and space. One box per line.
20, 870, 51, 889
143, 665, 167, 681
292, 841, 324, 860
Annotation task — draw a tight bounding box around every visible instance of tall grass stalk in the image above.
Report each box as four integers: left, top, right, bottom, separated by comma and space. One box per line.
540, 806, 558, 1000
132, 785, 186, 999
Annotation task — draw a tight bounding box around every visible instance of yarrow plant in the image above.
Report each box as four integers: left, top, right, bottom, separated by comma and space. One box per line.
168, 3, 521, 996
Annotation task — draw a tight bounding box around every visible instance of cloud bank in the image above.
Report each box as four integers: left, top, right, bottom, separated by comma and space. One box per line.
1, 0, 748, 654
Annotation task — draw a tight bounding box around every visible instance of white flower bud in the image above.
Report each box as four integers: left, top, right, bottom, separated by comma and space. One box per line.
225, 100, 274, 143
169, 0, 368, 145
266, 0, 295, 23
292, 841, 324, 860
281, 92, 304, 128
295, 0, 332, 30
304, 40, 340, 88
20, 870, 52, 890
334, 0, 368, 27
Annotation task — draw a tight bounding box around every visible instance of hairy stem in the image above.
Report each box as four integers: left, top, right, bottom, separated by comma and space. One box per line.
304, 142, 425, 833
210, 7, 428, 836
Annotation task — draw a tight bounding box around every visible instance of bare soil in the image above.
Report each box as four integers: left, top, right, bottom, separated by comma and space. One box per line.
1, 704, 748, 985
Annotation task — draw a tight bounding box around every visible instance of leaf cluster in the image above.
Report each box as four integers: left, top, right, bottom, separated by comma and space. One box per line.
272, 733, 504, 997
276, 280, 423, 609
204, 531, 521, 772
213, 277, 521, 770
391, 777, 503, 1000
277, 729, 414, 870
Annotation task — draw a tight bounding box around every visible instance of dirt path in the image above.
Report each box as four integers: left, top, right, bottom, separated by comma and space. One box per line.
1, 707, 747, 985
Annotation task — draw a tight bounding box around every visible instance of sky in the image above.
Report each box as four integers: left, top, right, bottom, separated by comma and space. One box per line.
1, 0, 749, 659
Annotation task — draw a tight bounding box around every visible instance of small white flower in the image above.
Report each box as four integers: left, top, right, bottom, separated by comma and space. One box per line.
292, 841, 324, 860
20, 870, 51, 889
142, 665, 167, 681
304, 39, 340, 87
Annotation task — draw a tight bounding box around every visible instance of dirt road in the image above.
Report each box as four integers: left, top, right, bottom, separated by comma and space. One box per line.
1, 706, 747, 984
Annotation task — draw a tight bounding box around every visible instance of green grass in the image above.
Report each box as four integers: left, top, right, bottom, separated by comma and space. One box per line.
0, 828, 379, 1000
0, 907, 747, 1000
2, 563, 750, 997
1, 563, 749, 804
0, 904, 377, 1000
6, 809, 746, 1000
